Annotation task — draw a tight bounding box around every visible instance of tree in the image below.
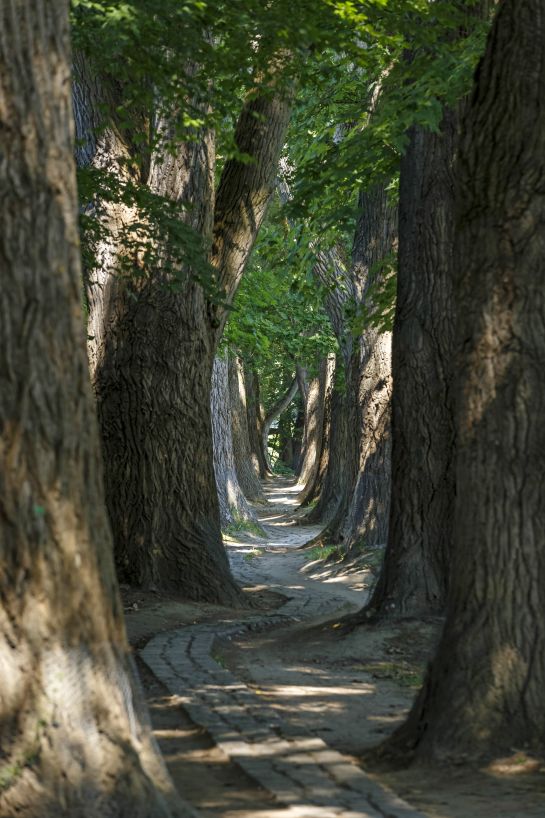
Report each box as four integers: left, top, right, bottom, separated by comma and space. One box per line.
364, 113, 458, 618
361, 3, 493, 621
381, 0, 545, 762
297, 356, 334, 496
211, 356, 258, 526
0, 3, 193, 814
320, 183, 396, 551
228, 356, 268, 502
75, 40, 292, 602
260, 376, 300, 472
244, 367, 271, 478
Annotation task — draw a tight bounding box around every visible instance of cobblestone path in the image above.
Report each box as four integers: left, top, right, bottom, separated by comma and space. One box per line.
139, 481, 424, 818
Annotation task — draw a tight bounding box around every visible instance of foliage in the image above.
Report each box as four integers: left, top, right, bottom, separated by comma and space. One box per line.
346, 251, 398, 333
272, 460, 296, 477
73, 0, 492, 397
225, 203, 336, 363
78, 167, 221, 299
224, 196, 337, 417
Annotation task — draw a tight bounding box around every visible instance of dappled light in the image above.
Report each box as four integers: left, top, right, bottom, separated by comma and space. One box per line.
3, 2, 545, 818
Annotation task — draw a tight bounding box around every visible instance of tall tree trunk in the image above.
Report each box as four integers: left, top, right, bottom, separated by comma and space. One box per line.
229, 356, 267, 502
212, 356, 258, 527
320, 185, 396, 550
291, 399, 305, 472
76, 56, 292, 601
366, 113, 457, 618
383, 0, 545, 762
93, 121, 244, 602
0, 5, 192, 814
305, 357, 350, 523
298, 354, 336, 507
244, 366, 271, 478
297, 357, 332, 494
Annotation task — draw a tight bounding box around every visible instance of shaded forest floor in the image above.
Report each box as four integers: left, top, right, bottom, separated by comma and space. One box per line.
124, 478, 545, 818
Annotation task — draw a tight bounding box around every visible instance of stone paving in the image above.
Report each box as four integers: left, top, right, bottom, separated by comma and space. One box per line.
139, 482, 425, 818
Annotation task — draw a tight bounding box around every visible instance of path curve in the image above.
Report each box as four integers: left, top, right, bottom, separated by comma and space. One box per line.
140, 479, 424, 818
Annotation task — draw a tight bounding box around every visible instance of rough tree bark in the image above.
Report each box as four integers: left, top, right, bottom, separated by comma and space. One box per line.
305, 358, 350, 523
365, 114, 458, 618
297, 357, 332, 495
75, 56, 292, 601
383, 0, 545, 762
320, 185, 396, 551
244, 366, 271, 478
0, 5, 193, 815
228, 356, 267, 502
366, 1, 492, 618
298, 354, 336, 507
211, 356, 258, 526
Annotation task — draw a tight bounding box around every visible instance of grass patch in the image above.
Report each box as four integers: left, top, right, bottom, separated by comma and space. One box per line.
355, 660, 424, 688
211, 652, 226, 668
243, 548, 265, 562
305, 544, 341, 562
223, 509, 266, 538
272, 462, 295, 477
0, 747, 40, 793
350, 540, 385, 572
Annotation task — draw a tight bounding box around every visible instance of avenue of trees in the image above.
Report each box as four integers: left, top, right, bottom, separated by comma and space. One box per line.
1, 0, 544, 814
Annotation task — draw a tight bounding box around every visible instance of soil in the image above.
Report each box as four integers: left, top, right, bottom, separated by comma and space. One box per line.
123, 478, 545, 818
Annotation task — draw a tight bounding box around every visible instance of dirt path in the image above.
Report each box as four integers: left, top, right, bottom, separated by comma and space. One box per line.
126, 478, 545, 818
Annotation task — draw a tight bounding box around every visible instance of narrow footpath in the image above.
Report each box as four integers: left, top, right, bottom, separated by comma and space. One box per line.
137, 479, 422, 818
127, 479, 545, 818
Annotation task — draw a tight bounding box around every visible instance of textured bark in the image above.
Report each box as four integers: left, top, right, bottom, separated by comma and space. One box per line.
211, 79, 294, 339
385, 0, 545, 762
0, 5, 191, 815
305, 358, 350, 523
299, 354, 336, 507
73, 53, 140, 382
321, 185, 396, 550
211, 357, 257, 526
76, 57, 292, 601
367, 114, 458, 618
77, 78, 242, 601
244, 367, 271, 478
297, 358, 331, 494
229, 357, 267, 502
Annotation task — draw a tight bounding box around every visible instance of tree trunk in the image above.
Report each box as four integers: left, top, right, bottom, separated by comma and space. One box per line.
212, 356, 258, 527
228, 356, 267, 502
341, 331, 392, 551
297, 357, 331, 494
320, 185, 396, 550
298, 354, 336, 507
244, 366, 271, 478
0, 5, 192, 814
305, 357, 350, 523
366, 113, 458, 618
76, 56, 292, 601
383, 0, 545, 762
